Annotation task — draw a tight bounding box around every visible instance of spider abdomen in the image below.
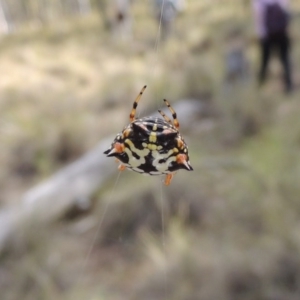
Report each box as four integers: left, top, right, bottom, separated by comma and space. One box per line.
104, 117, 192, 175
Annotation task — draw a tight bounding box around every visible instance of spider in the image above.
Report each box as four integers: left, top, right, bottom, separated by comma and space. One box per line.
104, 85, 193, 185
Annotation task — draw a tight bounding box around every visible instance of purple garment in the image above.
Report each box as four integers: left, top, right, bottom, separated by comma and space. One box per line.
252, 0, 289, 38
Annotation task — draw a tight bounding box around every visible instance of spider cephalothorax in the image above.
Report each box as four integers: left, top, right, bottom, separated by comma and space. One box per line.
104, 85, 193, 185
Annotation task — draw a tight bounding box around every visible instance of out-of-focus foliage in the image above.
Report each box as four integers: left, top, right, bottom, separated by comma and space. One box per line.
0, 0, 94, 30
1, 0, 300, 299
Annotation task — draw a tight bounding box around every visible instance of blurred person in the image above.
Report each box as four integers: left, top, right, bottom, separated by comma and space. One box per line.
113, 0, 133, 40
252, 0, 293, 93
224, 29, 249, 84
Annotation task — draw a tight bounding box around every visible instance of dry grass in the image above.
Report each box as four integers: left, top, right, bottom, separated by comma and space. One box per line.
1, 0, 300, 299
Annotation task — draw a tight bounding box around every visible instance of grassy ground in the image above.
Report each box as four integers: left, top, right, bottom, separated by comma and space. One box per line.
1, 0, 300, 299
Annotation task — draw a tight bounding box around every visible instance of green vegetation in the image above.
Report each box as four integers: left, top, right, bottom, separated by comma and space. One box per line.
1, 0, 300, 299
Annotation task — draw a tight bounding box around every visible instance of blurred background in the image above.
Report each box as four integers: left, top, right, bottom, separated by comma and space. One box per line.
1, 0, 300, 299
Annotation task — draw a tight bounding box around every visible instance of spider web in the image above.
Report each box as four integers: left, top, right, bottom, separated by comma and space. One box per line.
80, 0, 169, 295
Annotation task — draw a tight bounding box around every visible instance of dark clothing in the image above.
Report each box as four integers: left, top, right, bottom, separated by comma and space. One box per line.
259, 32, 293, 93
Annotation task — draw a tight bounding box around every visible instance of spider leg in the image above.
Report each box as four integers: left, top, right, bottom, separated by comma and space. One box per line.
158, 109, 172, 124
115, 158, 126, 171
118, 164, 126, 171
164, 173, 175, 186
129, 85, 147, 122
163, 99, 179, 129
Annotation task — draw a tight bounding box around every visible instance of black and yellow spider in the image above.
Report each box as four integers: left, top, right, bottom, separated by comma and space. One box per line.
104, 86, 193, 185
